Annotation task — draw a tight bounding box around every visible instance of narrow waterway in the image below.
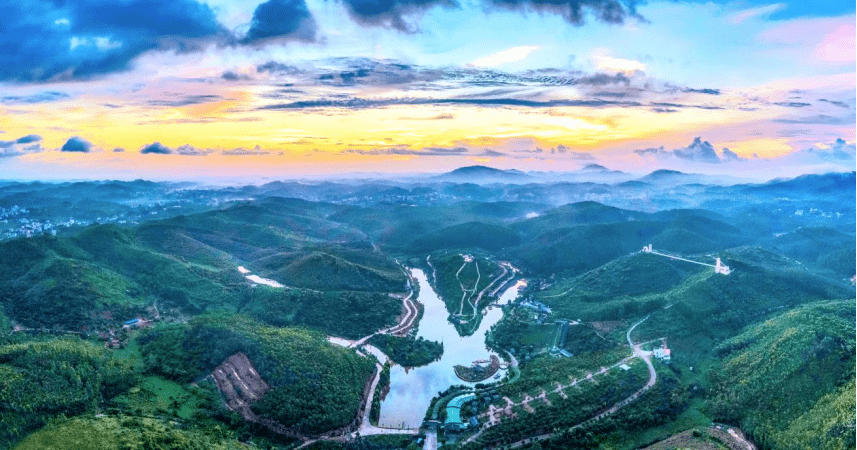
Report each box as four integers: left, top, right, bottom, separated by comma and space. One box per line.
377, 268, 524, 429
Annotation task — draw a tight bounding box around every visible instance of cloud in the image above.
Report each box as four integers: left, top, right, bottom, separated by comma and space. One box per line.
140, 142, 172, 154
257, 61, 302, 74
728, 3, 786, 25
148, 95, 223, 107
337, 0, 459, 32
773, 101, 811, 108
112, 147, 125, 152
260, 96, 641, 109
221, 71, 253, 81
594, 54, 646, 74
720, 147, 744, 161
774, 114, 853, 125
16, 135, 43, 144
634, 138, 744, 163
0, 92, 70, 104
819, 98, 850, 109
242, 0, 317, 44
803, 138, 855, 161
221, 145, 271, 155
486, 0, 642, 25
176, 144, 216, 155
672, 137, 721, 163
0, 135, 45, 157
61, 136, 92, 152
470, 46, 540, 68
0, 0, 227, 81
682, 88, 720, 95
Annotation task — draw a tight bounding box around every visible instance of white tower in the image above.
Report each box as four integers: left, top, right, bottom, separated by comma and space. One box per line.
715, 258, 731, 275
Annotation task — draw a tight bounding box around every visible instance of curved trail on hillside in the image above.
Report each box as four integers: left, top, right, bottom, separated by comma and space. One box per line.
465, 317, 659, 448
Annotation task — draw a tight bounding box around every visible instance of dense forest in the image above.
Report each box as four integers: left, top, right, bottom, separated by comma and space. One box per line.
138, 314, 375, 435
369, 335, 443, 367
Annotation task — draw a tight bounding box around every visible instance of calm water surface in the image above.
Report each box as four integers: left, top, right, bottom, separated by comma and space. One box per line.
377, 268, 524, 428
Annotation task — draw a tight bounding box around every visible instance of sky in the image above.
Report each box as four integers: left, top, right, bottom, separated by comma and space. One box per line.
0, 0, 854, 181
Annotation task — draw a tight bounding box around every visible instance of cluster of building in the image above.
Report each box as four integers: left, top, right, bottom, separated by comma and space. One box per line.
653, 338, 671, 362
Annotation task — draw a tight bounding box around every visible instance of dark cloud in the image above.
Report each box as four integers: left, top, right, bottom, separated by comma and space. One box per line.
819, 98, 851, 109
576, 73, 630, 85
0, 0, 227, 82
140, 142, 172, 154
243, 0, 317, 43
486, 0, 643, 26
774, 101, 812, 108
15, 134, 42, 144
221, 71, 252, 81
257, 61, 303, 74
112, 147, 125, 152
148, 95, 222, 107
682, 88, 720, 95
650, 102, 724, 110
0, 135, 45, 157
61, 136, 92, 152
0, 92, 70, 104
260, 96, 641, 109
338, 0, 459, 32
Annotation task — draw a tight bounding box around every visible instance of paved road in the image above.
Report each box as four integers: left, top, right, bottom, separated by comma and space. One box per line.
423, 428, 438, 450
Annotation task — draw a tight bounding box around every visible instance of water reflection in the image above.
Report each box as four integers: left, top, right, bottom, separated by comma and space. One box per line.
377, 269, 524, 428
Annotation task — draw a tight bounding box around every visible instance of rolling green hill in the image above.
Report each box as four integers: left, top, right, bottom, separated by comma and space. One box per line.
768, 227, 856, 278
138, 314, 375, 435
0, 337, 136, 448
406, 221, 520, 253
706, 300, 855, 450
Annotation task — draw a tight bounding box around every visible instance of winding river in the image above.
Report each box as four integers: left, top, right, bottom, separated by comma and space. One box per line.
377, 268, 525, 429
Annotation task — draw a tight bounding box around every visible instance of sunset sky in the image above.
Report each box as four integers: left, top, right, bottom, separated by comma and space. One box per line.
0, 0, 854, 181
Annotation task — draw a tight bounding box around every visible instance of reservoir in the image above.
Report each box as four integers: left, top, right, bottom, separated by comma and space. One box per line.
377, 268, 524, 428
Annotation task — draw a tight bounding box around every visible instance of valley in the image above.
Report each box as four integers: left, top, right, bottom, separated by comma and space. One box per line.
0, 168, 853, 450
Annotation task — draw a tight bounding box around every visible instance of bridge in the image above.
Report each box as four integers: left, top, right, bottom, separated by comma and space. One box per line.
641, 244, 731, 275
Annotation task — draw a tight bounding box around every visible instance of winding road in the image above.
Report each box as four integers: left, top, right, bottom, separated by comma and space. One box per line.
465, 317, 660, 448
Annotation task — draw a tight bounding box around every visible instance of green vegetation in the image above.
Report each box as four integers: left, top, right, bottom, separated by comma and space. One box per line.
138, 314, 375, 435
706, 300, 855, 450
495, 346, 631, 400
370, 362, 391, 424
13, 415, 252, 450
427, 253, 501, 317
0, 337, 136, 448
537, 252, 704, 319
406, 222, 520, 253
368, 335, 443, 367
769, 226, 856, 278
242, 287, 400, 340
466, 361, 651, 448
